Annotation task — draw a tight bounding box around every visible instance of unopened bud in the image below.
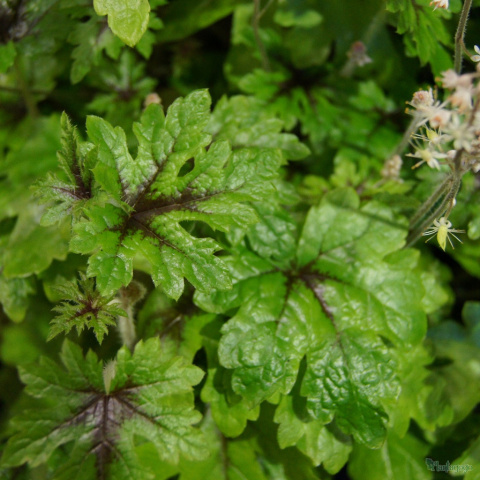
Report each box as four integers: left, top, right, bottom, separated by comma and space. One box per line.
144, 93, 162, 108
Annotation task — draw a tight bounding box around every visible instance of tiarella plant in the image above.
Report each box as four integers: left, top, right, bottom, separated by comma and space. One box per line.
0, 1, 480, 479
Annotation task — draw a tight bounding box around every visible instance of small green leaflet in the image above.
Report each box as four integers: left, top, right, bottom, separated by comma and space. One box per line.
63, 89, 283, 298
94, 0, 151, 47
0, 338, 206, 479
196, 189, 429, 450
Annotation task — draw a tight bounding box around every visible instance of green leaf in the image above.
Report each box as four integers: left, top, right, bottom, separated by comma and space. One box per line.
301, 333, 397, 447
69, 15, 123, 84
179, 405, 319, 480
70, 90, 282, 297
452, 434, 480, 479
0, 275, 36, 323
2, 208, 70, 278
348, 432, 432, 480
48, 273, 126, 343
0, 295, 54, 367
178, 412, 269, 480
208, 95, 310, 160
196, 189, 429, 448
201, 317, 260, 437
0, 41, 16, 73
387, 0, 453, 70
1, 338, 206, 477
94, 0, 151, 47
0, 115, 61, 223
155, 0, 241, 43
274, 394, 351, 472
423, 307, 480, 426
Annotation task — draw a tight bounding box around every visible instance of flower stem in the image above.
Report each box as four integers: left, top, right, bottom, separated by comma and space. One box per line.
392, 116, 420, 157
455, 0, 473, 74
409, 174, 454, 229
406, 173, 461, 248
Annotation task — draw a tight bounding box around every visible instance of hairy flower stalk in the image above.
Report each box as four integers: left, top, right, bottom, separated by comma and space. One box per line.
405, 67, 480, 248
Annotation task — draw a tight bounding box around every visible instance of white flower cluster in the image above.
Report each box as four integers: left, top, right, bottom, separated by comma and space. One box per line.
381, 154, 403, 181
406, 68, 480, 173
430, 0, 448, 10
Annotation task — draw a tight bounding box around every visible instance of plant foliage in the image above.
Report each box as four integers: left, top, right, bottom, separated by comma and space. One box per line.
1, 0, 480, 479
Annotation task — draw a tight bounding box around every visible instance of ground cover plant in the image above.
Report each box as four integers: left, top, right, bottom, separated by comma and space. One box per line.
1, 0, 480, 479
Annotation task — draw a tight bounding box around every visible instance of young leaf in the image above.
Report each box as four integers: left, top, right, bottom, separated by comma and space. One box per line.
196, 189, 429, 448
33, 112, 94, 227
70, 89, 283, 298
1, 338, 206, 478
48, 273, 125, 343
94, 0, 151, 47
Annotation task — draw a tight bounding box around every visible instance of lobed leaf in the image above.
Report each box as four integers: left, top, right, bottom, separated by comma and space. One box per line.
1, 338, 206, 478
195, 189, 430, 451
68, 89, 283, 297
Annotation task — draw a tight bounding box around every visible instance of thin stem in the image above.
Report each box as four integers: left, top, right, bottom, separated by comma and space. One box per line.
392, 116, 420, 157
409, 173, 454, 228
405, 174, 461, 248
258, 0, 274, 19
252, 0, 272, 71
455, 0, 473, 74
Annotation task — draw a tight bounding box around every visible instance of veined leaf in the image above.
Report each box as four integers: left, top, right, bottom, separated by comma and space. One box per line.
0, 338, 206, 478
195, 189, 431, 449
68, 89, 283, 298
